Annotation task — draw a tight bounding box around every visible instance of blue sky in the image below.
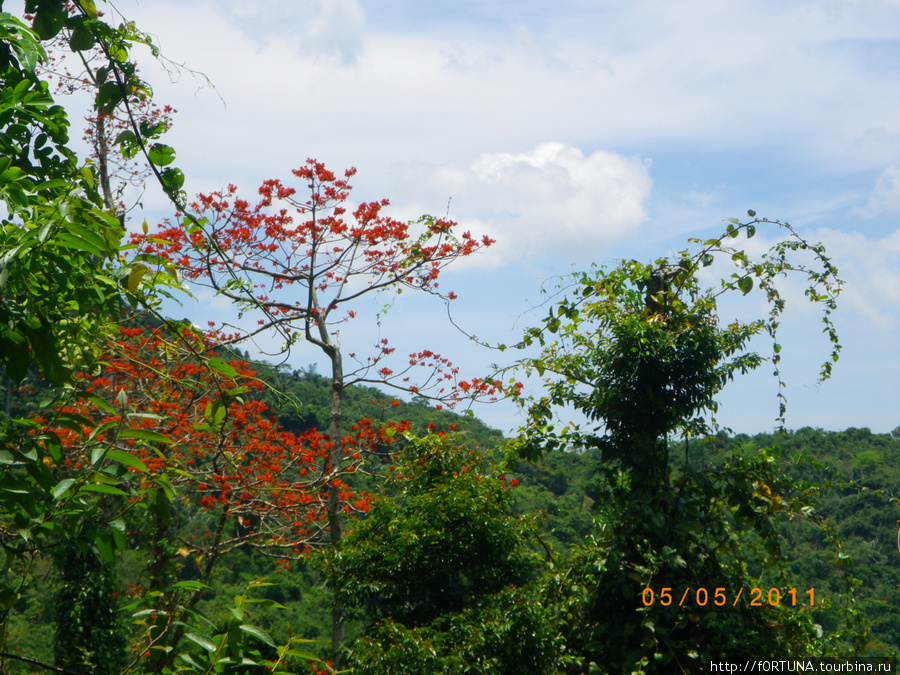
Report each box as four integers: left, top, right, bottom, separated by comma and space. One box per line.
54, 0, 900, 434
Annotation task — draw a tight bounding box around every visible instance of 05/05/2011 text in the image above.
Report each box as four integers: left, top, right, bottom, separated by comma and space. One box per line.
642, 587, 816, 608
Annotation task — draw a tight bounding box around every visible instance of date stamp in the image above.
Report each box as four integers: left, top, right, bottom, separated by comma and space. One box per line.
641, 587, 815, 608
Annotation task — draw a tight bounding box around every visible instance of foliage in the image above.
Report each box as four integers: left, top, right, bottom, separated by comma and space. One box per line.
0, 12, 128, 387
506, 217, 860, 671
29, 325, 409, 670
1, 1, 888, 671
0, 3, 327, 668
346, 586, 561, 675
677, 428, 900, 656
45, 326, 403, 559
132, 158, 499, 653
53, 541, 126, 675
321, 434, 559, 673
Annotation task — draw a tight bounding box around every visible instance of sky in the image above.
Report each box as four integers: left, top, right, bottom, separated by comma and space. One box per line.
39, 0, 900, 434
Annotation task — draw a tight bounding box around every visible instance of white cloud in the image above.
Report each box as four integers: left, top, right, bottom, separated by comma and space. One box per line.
814, 226, 900, 327
114, 0, 899, 194
219, 0, 366, 63
855, 165, 900, 218
391, 143, 652, 265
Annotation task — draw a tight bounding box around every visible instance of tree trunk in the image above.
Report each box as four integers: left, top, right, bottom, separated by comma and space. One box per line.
326, 346, 346, 658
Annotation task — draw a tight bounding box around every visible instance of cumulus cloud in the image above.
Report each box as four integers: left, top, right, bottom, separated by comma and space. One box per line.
831, 228, 900, 326
394, 143, 652, 265
855, 165, 900, 218
221, 0, 366, 63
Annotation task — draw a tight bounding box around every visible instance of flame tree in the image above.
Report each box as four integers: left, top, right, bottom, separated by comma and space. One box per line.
132, 160, 498, 652
40, 325, 405, 668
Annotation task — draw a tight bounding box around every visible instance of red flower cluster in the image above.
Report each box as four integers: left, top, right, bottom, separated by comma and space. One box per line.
40, 327, 406, 560
129, 159, 494, 363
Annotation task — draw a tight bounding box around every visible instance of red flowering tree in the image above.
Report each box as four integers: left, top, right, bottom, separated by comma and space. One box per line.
42, 325, 407, 667
133, 160, 497, 651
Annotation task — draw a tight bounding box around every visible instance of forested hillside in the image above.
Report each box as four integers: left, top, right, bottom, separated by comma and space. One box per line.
3, 362, 898, 667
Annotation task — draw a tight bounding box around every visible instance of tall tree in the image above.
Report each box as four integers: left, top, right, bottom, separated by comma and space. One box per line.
1, 3, 307, 670
509, 217, 862, 671
321, 433, 559, 675
133, 160, 496, 652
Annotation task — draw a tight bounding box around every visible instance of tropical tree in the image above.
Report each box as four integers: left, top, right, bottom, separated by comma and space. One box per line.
2, 2, 315, 670
507, 217, 863, 671
321, 433, 560, 674
35, 324, 402, 670
132, 160, 498, 652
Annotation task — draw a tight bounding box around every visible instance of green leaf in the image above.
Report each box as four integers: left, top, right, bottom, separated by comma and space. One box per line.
185, 632, 217, 652
160, 167, 185, 193
91, 446, 108, 468
0, 451, 23, 466
95, 530, 114, 563
147, 143, 176, 167
283, 648, 324, 662
32, 3, 66, 39
96, 81, 124, 114
79, 483, 128, 496
106, 449, 149, 473
179, 654, 205, 670
119, 428, 175, 445
68, 26, 95, 51
52, 478, 76, 500
80, 0, 99, 19
208, 358, 238, 378
738, 276, 753, 295
110, 519, 126, 549
83, 393, 116, 414
0, 475, 31, 494
204, 400, 227, 426
127, 264, 148, 293
173, 580, 210, 591
239, 624, 276, 647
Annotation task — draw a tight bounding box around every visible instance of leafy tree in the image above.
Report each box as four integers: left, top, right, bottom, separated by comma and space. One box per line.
321, 434, 560, 674
133, 159, 498, 652
0, 4, 163, 664
1, 2, 319, 671
34, 325, 399, 670
508, 216, 861, 671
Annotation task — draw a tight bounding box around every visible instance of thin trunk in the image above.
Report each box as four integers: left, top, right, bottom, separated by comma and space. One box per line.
326, 346, 346, 658
4, 372, 10, 419
94, 113, 116, 214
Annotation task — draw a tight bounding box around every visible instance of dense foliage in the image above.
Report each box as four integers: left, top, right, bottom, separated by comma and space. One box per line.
2, 364, 898, 670
321, 434, 560, 674
497, 223, 861, 672
1, 2, 894, 674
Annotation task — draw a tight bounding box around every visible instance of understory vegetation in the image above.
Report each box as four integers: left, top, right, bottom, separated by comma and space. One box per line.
3, 367, 898, 672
